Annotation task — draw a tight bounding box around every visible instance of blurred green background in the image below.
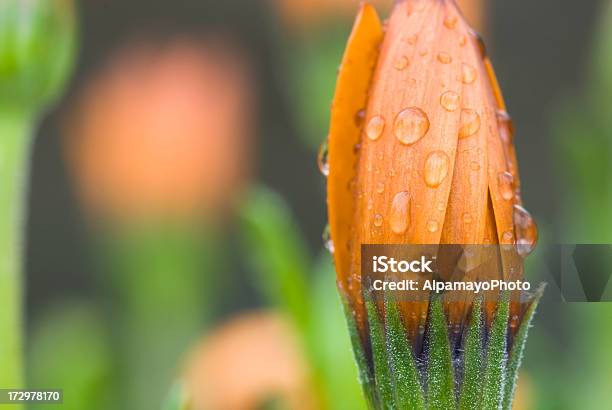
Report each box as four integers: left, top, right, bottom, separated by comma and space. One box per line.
4, 0, 610, 409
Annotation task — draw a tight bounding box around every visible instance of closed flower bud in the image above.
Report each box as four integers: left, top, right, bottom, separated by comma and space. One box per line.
0, 0, 77, 112
326, 2, 542, 407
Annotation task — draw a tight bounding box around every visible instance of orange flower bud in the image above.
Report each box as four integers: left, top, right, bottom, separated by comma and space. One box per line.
326, 1, 537, 338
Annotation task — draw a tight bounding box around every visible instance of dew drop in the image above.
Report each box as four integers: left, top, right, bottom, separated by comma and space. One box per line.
437, 52, 453, 64
317, 140, 329, 176
390, 191, 411, 234
366, 115, 385, 141
322, 225, 334, 254
373, 214, 384, 227
367, 199, 374, 210
513, 205, 538, 257
407, 34, 418, 45
354, 109, 366, 127
440, 91, 460, 112
419, 49, 428, 57
463, 212, 473, 224
444, 15, 458, 29
424, 151, 450, 188
497, 110, 515, 144
437, 201, 446, 212
426, 220, 439, 233
376, 181, 385, 194
502, 230, 514, 243
394, 107, 430, 145
461, 63, 477, 84
459, 35, 467, 47
498, 171, 514, 200
394, 55, 410, 70
459, 109, 481, 138
470, 161, 481, 171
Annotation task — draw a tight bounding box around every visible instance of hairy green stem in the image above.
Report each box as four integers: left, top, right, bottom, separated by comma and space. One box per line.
0, 110, 33, 398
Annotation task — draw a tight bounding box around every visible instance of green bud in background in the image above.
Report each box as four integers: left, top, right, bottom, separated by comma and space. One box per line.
0, 0, 77, 113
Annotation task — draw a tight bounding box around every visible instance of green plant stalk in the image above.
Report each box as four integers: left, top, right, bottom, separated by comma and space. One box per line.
0, 110, 33, 398
100, 224, 218, 410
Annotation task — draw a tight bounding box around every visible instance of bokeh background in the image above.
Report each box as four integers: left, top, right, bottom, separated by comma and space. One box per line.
14, 0, 612, 409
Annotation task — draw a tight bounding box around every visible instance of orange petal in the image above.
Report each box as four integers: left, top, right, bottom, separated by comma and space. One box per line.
327, 2, 384, 330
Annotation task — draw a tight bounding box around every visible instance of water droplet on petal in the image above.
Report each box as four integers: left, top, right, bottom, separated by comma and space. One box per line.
367, 199, 374, 210
459, 109, 481, 138
376, 181, 385, 194
437, 52, 452, 64
407, 34, 418, 45
366, 115, 385, 141
497, 110, 514, 144
426, 220, 439, 233
463, 212, 473, 224
317, 140, 329, 176
470, 161, 481, 171
390, 191, 411, 234
424, 151, 450, 187
459, 35, 467, 47
502, 230, 514, 243
498, 172, 514, 200
514, 205, 538, 257
394, 107, 430, 145
440, 91, 460, 111
374, 214, 384, 227
354, 109, 366, 127
462, 63, 477, 84
322, 225, 334, 254
444, 15, 458, 29
394, 56, 410, 70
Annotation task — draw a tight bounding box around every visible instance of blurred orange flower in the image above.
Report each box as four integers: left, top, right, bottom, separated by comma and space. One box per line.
183, 312, 316, 410
64, 39, 254, 222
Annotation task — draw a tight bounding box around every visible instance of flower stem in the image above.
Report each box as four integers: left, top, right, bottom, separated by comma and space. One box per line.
0, 110, 33, 395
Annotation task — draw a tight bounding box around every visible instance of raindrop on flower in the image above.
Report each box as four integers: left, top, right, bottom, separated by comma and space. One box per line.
366, 115, 385, 141
373, 214, 384, 227
390, 191, 411, 234
498, 172, 515, 200
514, 205, 538, 257
461, 63, 477, 84
459, 109, 481, 138
437, 52, 452, 64
394, 56, 410, 70
424, 151, 450, 188
394, 107, 430, 145
440, 91, 460, 112
317, 139, 329, 176
322, 224, 334, 254
426, 220, 439, 233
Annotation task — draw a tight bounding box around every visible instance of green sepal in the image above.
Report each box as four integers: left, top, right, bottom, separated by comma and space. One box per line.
458, 298, 483, 410
365, 292, 395, 409
340, 293, 378, 409
502, 285, 545, 410
481, 294, 510, 409
426, 297, 456, 410
384, 298, 425, 409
